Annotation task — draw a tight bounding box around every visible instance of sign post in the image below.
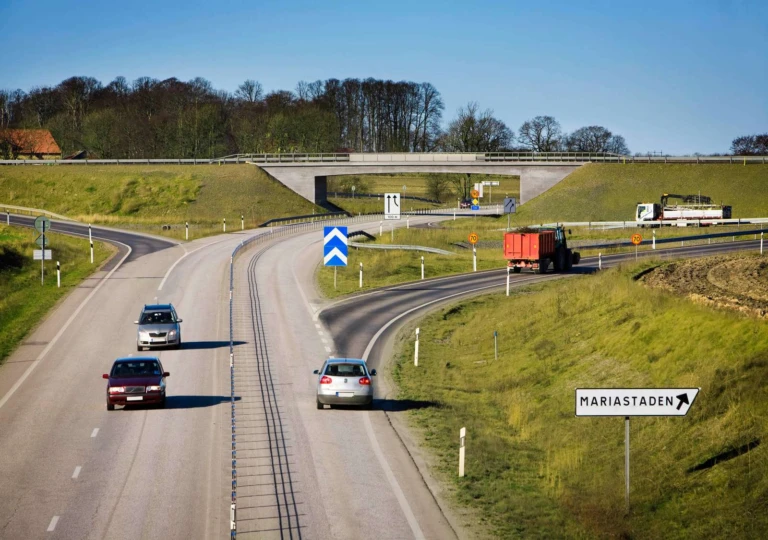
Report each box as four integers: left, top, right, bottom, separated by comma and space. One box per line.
631, 234, 642, 261
469, 232, 479, 271
459, 427, 466, 477
414, 328, 420, 366
34, 216, 52, 285
470, 189, 480, 211
576, 387, 700, 514
503, 197, 517, 231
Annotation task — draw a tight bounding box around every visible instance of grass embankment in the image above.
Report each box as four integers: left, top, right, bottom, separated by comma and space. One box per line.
0, 165, 320, 239
511, 163, 768, 224
0, 225, 112, 365
328, 172, 520, 215
392, 261, 768, 538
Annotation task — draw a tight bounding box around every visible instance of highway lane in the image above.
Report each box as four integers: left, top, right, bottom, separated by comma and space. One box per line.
0, 225, 264, 539
7, 214, 177, 266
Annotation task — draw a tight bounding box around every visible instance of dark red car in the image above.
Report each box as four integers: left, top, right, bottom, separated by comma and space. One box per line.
103, 357, 169, 410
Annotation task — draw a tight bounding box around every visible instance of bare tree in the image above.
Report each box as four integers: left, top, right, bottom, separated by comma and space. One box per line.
235, 79, 263, 103
442, 102, 513, 152
731, 134, 768, 155
564, 125, 630, 154
518, 115, 562, 152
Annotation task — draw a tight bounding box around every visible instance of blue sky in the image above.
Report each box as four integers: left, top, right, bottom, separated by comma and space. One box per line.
1, 0, 766, 154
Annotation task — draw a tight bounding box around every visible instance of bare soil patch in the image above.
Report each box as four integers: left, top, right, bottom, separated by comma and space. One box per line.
642, 254, 768, 318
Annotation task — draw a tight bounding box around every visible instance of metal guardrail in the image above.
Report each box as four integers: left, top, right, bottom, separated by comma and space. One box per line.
575, 228, 766, 250
2, 152, 766, 166
258, 211, 351, 227
0, 204, 75, 221
350, 242, 454, 255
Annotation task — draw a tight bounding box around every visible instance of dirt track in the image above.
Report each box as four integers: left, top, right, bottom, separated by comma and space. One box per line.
642, 254, 768, 318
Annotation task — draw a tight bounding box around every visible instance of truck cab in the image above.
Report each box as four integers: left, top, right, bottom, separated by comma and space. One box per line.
636, 203, 661, 222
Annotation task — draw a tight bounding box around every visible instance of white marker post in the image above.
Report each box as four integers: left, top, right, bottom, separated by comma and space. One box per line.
359, 262, 363, 288
459, 427, 466, 478
185, 221, 189, 240
90, 241, 94, 264
241, 214, 244, 230
599, 252, 602, 270
652, 230, 656, 250
407, 218, 410, 229
57, 261, 61, 288
453, 210, 456, 221
223, 218, 226, 232
414, 328, 420, 366
421, 256, 425, 280
506, 267, 511, 296
88, 224, 92, 244
761, 232, 764, 255
379, 221, 383, 237
473, 245, 477, 272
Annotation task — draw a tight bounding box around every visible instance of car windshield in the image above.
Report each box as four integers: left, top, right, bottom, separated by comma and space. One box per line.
140, 311, 174, 324
111, 361, 162, 378
325, 363, 366, 377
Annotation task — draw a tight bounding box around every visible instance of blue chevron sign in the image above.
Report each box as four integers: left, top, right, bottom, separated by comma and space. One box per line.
323, 226, 348, 267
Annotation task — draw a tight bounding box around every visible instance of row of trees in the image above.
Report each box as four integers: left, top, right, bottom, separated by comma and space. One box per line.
441, 106, 630, 154
731, 134, 768, 155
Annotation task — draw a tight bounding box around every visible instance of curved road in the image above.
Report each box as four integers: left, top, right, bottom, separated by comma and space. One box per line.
0, 212, 759, 539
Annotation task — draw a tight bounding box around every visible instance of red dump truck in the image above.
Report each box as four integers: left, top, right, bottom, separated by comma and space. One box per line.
504, 226, 580, 274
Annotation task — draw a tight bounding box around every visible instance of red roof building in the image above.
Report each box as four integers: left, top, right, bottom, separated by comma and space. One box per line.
0, 129, 62, 159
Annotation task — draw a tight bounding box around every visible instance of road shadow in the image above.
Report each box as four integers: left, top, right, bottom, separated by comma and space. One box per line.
328, 398, 438, 412
165, 395, 242, 409
180, 340, 246, 350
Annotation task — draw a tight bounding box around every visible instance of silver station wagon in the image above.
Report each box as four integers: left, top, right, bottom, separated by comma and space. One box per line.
135, 304, 183, 350
314, 358, 376, 410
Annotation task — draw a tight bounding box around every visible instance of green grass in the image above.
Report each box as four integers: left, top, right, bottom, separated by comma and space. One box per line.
512, 163, 768, 224
328, 196, 444, 216
392, 262, 768, 538
0, 165, 322, 239
0, 225, 112, 364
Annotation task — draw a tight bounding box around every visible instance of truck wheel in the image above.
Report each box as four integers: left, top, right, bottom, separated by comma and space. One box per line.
565, 253, 573, 271
555, 250, 566, 272
513, 267, 521, 274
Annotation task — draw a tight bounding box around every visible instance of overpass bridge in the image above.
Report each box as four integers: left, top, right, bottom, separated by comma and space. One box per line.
3, 152, 766, 205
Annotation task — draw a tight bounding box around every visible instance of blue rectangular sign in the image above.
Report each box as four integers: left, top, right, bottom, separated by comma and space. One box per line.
323, 226, 348, 267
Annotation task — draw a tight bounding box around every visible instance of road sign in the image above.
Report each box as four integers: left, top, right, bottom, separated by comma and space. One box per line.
482, 181, 500, 186
631, 234, 642, 245
575, 388, 700, 417
323, 226, 348, 267
468, 232, 479, 245
33, 249, 52, 260
384, 193, 401, 220
471, 205, 480, 211
503, 197, 517, 214
34, 216, 51, 233
470, 189, 480, 199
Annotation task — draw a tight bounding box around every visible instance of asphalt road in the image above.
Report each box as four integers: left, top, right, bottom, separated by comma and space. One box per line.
0, 212, 760, 539
6, 215, 177, 267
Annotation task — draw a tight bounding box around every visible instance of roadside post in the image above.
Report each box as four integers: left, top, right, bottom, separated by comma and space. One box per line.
494, 331, 498, 361
421, 256, 425, 280
576, 387, 700, 514
414, 328, 420, 366
359, 262, 363, 288
241, 214, 244, 230
762, 232, 764, 255
506, 266, 511, 296
407, 218, 410, 229
379, 221, 383, 237
652, 230, 656, 250
57, 261, 60, 288
599, 253, 602, 270
186, 221, 189, 240
90, 241, 94, 264
223, 218, 226, 232
459, 427, 466, 477
88, 223, 92, 245
631, 234, 642, 261
469, 232, 479, 272
34, 216, 52, 284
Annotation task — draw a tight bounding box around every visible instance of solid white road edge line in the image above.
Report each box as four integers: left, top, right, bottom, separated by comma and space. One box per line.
91, 428, 99, 438
72, 466, 82, 479
157, 238, 229, 291
47, 516, 59, 532
0, 242, 132, 411
363, 411, 426, 540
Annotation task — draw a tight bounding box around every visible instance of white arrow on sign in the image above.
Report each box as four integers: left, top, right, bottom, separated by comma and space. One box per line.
323, 247, 348, 265
323, 227, 348, 245
575, 388, 699, 417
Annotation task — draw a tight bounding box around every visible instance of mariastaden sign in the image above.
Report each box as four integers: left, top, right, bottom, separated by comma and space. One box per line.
575, 388, 700, 417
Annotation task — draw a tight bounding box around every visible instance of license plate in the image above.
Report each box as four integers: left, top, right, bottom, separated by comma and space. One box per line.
126, 396, 143, 401
336, 392, 354, 398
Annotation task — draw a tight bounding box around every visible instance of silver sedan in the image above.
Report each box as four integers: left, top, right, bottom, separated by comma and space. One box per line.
314, 358, 376, 409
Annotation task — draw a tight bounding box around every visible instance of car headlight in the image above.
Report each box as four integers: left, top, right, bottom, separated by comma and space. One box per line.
146, 385, 163, 392
109, 387, 125, 394
168, 330, 177, 338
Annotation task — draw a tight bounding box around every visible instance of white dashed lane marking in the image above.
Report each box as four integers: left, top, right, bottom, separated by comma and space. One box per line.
47, 516, 59, 532
91, 428, 99, 438
324, 346, 332, 353
72, 466, 81, 479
